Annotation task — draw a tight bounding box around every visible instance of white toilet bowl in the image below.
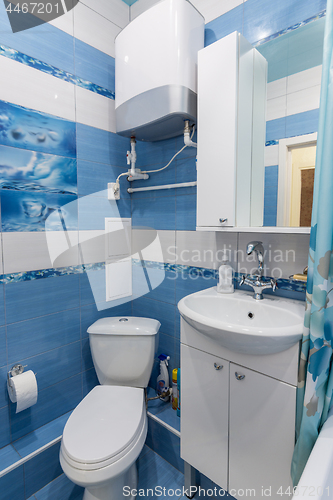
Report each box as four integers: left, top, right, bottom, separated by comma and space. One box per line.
60, 385, 147, 500
60, 317, 160, 500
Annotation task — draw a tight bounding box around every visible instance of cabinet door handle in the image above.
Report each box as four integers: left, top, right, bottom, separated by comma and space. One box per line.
214, 363, 223, 370
235, 372, 245, 380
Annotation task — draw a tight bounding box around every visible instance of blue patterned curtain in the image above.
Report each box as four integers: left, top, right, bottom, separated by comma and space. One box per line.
291, 0, 333, 486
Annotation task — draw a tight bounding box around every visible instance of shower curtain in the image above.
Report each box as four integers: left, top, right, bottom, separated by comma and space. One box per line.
291, 0, 333, 485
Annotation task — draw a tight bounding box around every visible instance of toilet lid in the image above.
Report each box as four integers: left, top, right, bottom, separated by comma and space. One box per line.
62, 385, 145, 466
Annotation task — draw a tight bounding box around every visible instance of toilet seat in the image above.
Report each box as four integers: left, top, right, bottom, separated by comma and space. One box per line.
61, 385, 146, 471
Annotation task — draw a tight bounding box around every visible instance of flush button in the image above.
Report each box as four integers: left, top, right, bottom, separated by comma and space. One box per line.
119, 318, 129, 322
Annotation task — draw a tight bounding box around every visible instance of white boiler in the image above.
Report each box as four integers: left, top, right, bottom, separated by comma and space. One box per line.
115, 0, 204, 142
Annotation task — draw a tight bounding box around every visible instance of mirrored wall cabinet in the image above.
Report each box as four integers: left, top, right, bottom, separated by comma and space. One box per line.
196, 17, 324, 235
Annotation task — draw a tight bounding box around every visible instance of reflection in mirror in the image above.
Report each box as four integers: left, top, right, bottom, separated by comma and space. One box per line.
277, 133, 317, 227
255, 14, 325, 228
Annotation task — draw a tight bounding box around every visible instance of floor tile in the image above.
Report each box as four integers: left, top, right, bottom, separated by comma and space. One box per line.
34, 473, 84, 500
137, 447, 184, 498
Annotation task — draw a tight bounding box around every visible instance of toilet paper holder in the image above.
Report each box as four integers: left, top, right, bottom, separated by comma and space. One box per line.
7, 364, 28, 386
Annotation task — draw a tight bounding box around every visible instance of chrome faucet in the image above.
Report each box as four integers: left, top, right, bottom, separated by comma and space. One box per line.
246, 241, 264, 277
240, 241, 277, 300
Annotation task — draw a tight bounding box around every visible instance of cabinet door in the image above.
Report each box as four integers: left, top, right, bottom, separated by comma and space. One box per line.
229, 364, 296, 500
181, 344, 229, 489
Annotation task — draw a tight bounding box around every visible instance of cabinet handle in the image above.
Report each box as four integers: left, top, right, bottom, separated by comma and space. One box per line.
219, 218, 227, 223
214, 363, 223, 370
235, 372, 245, 380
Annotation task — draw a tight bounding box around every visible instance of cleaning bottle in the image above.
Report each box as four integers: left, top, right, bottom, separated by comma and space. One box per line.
156, 354, 170, 402
172, 369, 178, 410
177, 368, 181, 417
217, 253, 234, 294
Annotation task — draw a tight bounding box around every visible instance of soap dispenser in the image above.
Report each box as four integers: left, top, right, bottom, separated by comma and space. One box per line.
217, 254, 234, 294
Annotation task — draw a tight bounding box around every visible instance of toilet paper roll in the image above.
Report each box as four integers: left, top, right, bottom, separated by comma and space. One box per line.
7, 370, 38, 413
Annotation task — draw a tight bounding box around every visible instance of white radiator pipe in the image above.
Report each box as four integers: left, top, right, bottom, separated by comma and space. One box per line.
128, 181, 197, 193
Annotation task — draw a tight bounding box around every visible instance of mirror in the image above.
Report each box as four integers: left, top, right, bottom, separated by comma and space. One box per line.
254, 15, 325, 227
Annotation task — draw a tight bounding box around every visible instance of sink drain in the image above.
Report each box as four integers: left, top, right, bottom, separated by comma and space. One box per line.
248, 312, 254, 319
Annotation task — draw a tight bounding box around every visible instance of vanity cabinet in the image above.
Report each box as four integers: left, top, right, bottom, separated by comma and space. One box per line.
181, 319, 298, 500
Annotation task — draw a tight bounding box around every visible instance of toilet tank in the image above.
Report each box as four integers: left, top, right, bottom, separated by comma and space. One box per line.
88, 317, 160, 388
115, 0, 205, 141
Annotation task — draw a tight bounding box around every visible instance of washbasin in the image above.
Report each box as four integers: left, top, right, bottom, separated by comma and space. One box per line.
177, 287, 305, 355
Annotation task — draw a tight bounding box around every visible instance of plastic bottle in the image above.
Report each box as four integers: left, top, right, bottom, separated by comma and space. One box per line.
177, 368, 181, 417
172, 369, 178, 410
217, 253, 234, 294
156, 354, 170, 402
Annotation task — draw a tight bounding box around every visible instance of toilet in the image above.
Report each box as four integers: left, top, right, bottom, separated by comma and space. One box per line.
59, 317, 160, 500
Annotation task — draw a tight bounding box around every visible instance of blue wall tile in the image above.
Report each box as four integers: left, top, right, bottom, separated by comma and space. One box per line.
0, 444, 20, 471
132, 267, 176, 305
146, 417, 184, 473
77, 124, 129, 165
1, 191, 78, 232
266, 116, 287, 142
10, 374, 82, 441
0, 406, 11, 448
5, 274, 80, 324
0, 326, 6, 367
135, 137, 177, 169
74, 39, 115, 92
34, 472, 84, 500
78, 195, 131, 230
7, 308, 80, 363
0, 101, 76, 158
286, 109, 320, 138
175, 194, 197, 231
205, 4, 244, 47
175, 272, 217, 303
0, 284, 4, 328
77, 160, 130, 199
0, 365, 10, 409
82, 367, 99, 398
132, 196, 176, 230
81, 337, 93, 371
17, 342, 82, 392
0, 464, 25, 500
24, 441, 63, 498
13, 412, 71, 459
137, 445, 184, 492
0, 3, 74, 74
132, 296, 176, 337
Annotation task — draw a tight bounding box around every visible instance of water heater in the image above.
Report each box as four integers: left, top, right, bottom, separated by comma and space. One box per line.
115, 0, 204, 142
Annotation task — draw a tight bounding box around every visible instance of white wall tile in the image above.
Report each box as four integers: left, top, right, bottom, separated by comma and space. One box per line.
74, 2, 122, 57
80, 0, 129, 27
287, 66, 322, 95
3, 231, 79, 274
176, 230, 238, 270
267, 77, 287, 100
79, 230, 106, 265
237, 232, 310, 279
48, 8, 74, 35
132, 229, 175, 263
265, 144, 279, 167
266, 95, 287, 121
286, 85, 321, 116
190, 0, 246, 24
75, 85, 116, 132
0, 57, 75, 121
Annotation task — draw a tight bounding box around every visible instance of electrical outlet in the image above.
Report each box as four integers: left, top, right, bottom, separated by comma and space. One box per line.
108, 183, 120, 200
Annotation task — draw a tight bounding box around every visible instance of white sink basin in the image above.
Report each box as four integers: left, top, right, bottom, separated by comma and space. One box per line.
177, 287, 305, 355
